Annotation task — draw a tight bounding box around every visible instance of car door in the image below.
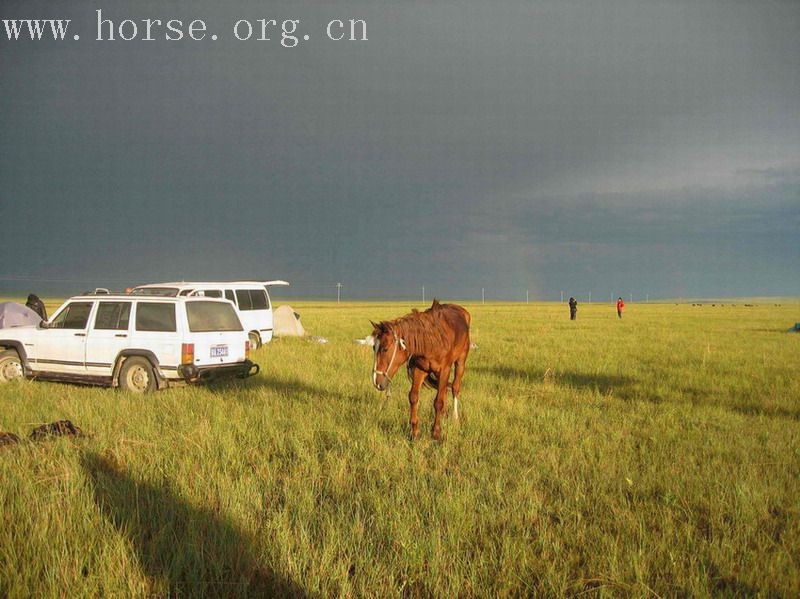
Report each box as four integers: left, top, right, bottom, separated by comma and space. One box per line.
85, 301, 132, 376
32, 301, 94, 374
132, 301, 180, 370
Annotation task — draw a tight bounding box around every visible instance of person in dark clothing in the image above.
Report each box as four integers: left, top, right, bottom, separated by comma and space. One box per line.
26, 294, 47, 320
568, 297, 578, 320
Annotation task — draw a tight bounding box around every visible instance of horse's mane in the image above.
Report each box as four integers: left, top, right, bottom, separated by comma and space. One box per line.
379, 299, 458, 356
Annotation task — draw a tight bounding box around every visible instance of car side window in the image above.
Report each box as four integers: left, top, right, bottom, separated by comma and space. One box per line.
203, 290, 222, 298
94, 302, 131, 330
224, 290, 236, 304
250, 289, 268, 310
235, 289, 253, 311
49, 302, 93, 330
135, 303, 177, 332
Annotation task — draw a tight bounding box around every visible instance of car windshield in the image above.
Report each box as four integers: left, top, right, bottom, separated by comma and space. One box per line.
186, 301, 243, 332
130, 287, 179, 297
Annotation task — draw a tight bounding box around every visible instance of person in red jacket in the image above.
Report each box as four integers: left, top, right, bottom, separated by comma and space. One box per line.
616, 297, 625, 319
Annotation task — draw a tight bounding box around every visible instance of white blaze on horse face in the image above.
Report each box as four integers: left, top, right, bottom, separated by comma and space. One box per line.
372, 332, 401, 390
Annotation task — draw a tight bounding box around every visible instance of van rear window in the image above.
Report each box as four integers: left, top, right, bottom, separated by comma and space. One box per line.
236, 289, 268, 311
186, 302, 243, 332
250, 289, 268, 310
235, 289, 252, 310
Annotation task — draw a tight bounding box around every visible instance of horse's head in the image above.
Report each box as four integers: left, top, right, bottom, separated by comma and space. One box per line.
368, 320, 409, 391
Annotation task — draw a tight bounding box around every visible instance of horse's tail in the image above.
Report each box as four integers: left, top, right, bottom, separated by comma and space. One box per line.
424, 372, 437, 389
407, 364, 452, 390
423, 371, 452, 390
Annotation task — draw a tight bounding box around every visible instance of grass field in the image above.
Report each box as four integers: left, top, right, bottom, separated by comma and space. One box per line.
1, 300, 799, 597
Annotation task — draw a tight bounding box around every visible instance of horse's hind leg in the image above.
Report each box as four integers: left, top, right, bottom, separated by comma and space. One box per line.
451, 362, 462, 420
432, 365, 451, 440
451, 350, 469, 420
409, 367, 426, 440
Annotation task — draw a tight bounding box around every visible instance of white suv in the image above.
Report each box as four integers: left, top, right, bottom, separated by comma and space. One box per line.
131, 280, 289, 348
0, 294, 258, 393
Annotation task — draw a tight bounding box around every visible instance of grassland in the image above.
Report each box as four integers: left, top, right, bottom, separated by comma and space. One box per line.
1, 300, 799, 597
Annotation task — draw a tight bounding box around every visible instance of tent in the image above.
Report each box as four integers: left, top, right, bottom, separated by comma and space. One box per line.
0, 302, 42, 328
273, 305, 306, 337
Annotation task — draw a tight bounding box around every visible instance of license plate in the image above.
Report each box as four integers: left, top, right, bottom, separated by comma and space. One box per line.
210, 345, 228, 358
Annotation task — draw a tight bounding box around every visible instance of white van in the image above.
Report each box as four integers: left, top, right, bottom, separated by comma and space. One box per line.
131, 281, 289, 348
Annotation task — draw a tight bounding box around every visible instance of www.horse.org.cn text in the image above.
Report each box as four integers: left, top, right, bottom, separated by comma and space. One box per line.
3, 10, 368, 47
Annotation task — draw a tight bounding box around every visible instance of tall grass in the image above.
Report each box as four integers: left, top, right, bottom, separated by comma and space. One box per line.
1, 301, 799, 597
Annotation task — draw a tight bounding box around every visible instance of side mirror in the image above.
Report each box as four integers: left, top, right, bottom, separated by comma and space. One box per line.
38, 320, 49, 329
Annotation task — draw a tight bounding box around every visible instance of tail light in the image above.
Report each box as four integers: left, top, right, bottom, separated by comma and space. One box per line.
245, 340, 251, 359
181, 343, 194, 365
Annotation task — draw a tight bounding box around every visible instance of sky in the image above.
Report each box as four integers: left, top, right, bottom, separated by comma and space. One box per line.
1, 0, 798, 301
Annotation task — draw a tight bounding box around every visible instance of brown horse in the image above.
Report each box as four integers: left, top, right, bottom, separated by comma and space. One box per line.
369, 299, 471, 440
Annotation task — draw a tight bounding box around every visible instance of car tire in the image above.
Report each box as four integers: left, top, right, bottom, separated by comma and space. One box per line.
0, 350, 24, 383
248, 332, 261, 350
118, 357, 157, 393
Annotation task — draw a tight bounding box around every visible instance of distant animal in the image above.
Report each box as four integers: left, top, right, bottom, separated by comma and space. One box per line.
368, 299, 471, 440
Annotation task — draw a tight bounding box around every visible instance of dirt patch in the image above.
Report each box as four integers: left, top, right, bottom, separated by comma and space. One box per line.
0, 431, 20, 448
30, 420, 85, 441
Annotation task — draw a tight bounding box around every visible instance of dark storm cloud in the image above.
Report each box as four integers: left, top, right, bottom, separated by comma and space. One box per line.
1, 0, 798, 299
456, 169, 800, 298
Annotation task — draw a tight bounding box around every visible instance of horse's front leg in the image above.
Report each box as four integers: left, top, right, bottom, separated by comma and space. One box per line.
432, 365, 451, 440
409, 366, 426, 440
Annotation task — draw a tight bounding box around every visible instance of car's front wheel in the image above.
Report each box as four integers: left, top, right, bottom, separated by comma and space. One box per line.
118, 357, 157, 393
0, 350, 23, 383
